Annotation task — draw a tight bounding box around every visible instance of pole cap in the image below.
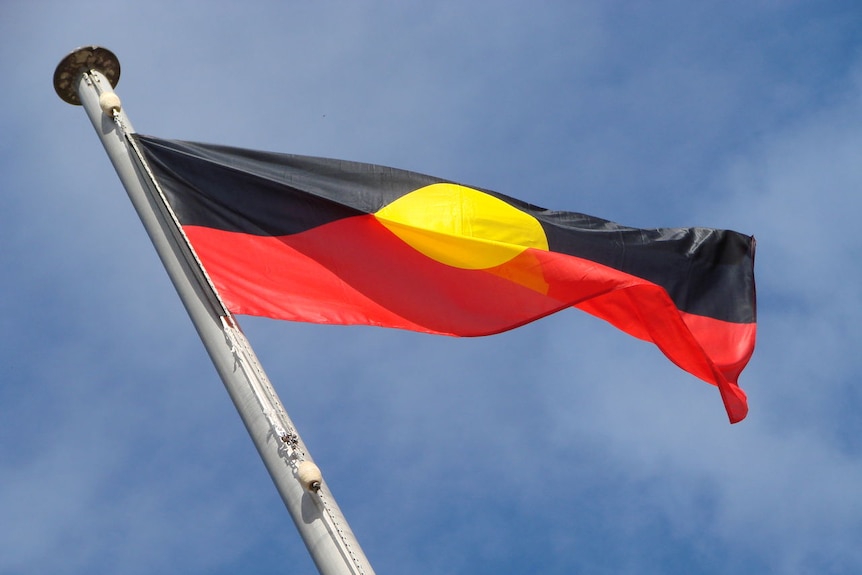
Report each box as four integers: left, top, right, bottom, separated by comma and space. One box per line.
54, 46, 120, 105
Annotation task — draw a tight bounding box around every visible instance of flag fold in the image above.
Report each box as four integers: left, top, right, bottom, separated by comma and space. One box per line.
134, 134, 756, 423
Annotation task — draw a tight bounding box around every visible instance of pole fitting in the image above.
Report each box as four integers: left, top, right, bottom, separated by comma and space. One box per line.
99, 92, 122, 117
297, 460, 323, 492
54, 46, 120, 105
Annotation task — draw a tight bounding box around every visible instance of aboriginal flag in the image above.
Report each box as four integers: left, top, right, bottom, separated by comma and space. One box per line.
134, 135, 756, 423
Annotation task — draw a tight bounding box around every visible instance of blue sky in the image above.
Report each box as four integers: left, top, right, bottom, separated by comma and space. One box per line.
3, 1, 862, 573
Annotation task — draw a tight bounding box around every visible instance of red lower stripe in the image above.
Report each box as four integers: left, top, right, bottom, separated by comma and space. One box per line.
184, 215, 752, 422
185, 218, 569, 336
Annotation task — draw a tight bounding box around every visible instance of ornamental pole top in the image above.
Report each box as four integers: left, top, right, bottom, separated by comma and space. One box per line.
54, 46, 120, 105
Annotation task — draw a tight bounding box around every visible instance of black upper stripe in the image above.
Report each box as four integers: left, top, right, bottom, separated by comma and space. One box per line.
136, 135, 441, 235
135, 135, 755, 324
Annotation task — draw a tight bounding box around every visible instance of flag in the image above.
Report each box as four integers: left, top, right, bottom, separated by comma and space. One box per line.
134, 135, 756, 423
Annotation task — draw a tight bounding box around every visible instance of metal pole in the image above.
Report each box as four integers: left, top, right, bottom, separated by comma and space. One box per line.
54, 46, 374, 575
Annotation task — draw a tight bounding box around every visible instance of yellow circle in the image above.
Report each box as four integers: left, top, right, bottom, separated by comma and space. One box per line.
374, 183, 549, 269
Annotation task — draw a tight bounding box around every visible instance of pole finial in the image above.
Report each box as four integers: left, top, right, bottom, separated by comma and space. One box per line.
54, 46, 120, 105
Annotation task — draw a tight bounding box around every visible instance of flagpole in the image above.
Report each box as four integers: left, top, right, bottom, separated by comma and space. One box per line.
54, 46, 375, 575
